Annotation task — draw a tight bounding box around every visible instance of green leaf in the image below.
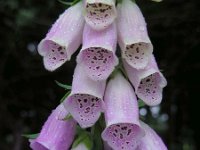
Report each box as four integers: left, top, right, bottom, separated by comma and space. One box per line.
138, 99, 145, 108
60, 91, 71, 103
72, 131, 92, 149
55, 80, 72, 90
58, 0, 81, 6
62, 113, 73, 120
22, 133, 39, 139
150, 0, 162, 2
91, 121, 103, 150
58, 0, 73, 5
83, 135, 93, 150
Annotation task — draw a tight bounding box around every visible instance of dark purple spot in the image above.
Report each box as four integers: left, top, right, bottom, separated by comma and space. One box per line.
135, 56, 139, 59
120, 134, 123, 139
136, 47, 139, 53
127, 129, 131, 135
130, 44, 134, 48
146, 79, 150, 82
58, 47, 62, 51
80, 103, 83, 108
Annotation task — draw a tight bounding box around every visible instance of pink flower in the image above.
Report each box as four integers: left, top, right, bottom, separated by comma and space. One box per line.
102, 72, 144, 150
77, 23, 118, 81
84, 0, 117, 30
117, 0, 153, 69
123, 55, 167, 106
136, 121, 168, 150
63, 64, 106, 128
30, 104, 76, 150
38, 2, 85, 71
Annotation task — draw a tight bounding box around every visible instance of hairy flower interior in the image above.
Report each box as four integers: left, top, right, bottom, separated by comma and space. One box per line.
80, 47, 115, 80
67, 94, 102, 127
86, 3, 115, 29
41, 40, 68, 70
124, 42, 151, 69
103, 123, 141, 150
137, 73, 162, 105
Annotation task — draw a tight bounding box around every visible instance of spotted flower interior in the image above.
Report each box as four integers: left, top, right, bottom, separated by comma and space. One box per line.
79, 47, 116, 80
102, 123, 142, 150
85, 2, 116, 30
124, 42, 152, 69
65, 94, 103, 128
39, 40, 68, 71
137, 73, 163, 106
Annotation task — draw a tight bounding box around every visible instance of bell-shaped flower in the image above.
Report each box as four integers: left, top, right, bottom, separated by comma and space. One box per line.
63, 64, 106, 128
102, 72, 144, 150
123, 55, 167, 106
30, 104, 76, 150
38, 2, 85, 71
117, 0, 153, 69
136, 121, 168, 150
83, 0, 117, 30
77, 23, 118, 81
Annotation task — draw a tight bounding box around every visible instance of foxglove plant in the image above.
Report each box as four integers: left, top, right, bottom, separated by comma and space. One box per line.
29, 0, 168, 149
30, 104, 76, 150
38, 2, 84, 71
84, 0, 117, 30
77, 23, 118, 80
63, 64, 106, 128
117, 0, 153, 69
102, 72, 144, 150
123, 55, 167, 106
135, 121, 167, 150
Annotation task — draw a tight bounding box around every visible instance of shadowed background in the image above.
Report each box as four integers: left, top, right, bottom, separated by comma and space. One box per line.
0, 0, 199, 149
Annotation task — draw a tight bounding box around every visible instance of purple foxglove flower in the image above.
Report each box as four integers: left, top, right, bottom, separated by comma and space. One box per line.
83, 0, 117, 30
38, 2, 84, 71
123, 55, 167, 106
77, 23, 118, 81
117, 0, 153, 69
136, 121, 168, 150
63, 64, 106, 128
102, 72, 144, 150
30, 104, 76, 150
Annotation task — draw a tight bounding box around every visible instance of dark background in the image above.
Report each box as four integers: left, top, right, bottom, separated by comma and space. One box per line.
0, 0, 199, 149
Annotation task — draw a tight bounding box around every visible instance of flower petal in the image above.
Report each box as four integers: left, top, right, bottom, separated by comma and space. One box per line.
38, 2, 85, 71
102, 73, 144, 150
30, 104, 76, 150
84, 0, 117, 30
123, 55, 167, 106
117, 0, 153, 69
77, 23, 118, 81
63, 64, 106, 128
136, 121, 168, 150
